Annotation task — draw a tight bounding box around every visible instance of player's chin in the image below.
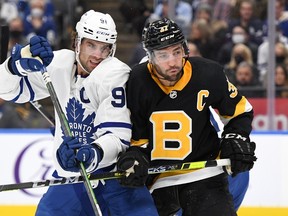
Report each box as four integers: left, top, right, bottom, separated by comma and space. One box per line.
88, 64, 98, 72
169, 72, 181, 81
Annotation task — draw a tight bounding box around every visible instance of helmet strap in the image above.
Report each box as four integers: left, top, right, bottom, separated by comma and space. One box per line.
109, 43, 116, 57
75, 37, 91, 75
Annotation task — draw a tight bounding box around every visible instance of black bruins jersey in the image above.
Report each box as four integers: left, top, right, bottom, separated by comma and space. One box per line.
127, 57, 253, 189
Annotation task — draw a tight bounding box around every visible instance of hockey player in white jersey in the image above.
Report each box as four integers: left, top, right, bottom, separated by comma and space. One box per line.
0, 10, 158, 216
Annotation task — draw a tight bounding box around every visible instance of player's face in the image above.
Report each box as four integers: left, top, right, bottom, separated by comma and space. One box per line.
151, 43, 184, 86
79, 38, 111, 73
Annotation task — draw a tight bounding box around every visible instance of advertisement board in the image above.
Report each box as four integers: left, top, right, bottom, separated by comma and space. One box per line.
0, 130, 287, 216
0, 129, 54, 215
249, 98, 288, 130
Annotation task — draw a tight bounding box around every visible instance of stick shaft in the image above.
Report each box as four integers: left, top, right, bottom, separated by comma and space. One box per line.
0, 25, 9, 64
41, 67, 102, 216
30, 100, 55, 126
0, 159, 230, 192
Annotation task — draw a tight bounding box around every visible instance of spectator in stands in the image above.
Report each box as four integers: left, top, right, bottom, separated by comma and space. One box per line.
0, 0, 18, 24
194, 2, 213, 23
193, 2, 228, 59
256, 35, 269, 83
276, 0, 288, 37
275, 63, 288, 97
275, 40, 288, 66
187, 40, 201, 57
127, 3, 152, 67
129, 3, 195, 67
18, 0, 55, 20
225, 43, 259, 85
188, 18, 215, 60
227, 0, 264, 45
119, 0, 151, 35
234, 61, 264, 98
257, 34, 288, 84
218, 25, 258, 66
149, 0, 192, 36
212, 0, 234, 22
22, 0, 57, 48
8, 16, 27, 54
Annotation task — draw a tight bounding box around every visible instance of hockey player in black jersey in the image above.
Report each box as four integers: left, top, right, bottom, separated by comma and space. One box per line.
117, 18, 257, 216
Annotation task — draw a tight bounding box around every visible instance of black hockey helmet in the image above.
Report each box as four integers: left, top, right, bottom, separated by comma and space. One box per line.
142, 18, 189, 55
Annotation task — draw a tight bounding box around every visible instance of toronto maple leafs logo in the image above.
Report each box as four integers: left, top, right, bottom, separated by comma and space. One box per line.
65, 98, 97, 144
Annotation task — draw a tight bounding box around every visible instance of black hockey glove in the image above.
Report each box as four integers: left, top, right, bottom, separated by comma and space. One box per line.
220, 133, 257, 177
117, 146, 149, 188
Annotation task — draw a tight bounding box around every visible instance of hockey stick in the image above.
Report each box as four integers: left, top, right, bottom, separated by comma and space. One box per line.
0, 28, 56, 128
40, 66, 102, 216
0, 159, 230, 192
30, 100, 55, 126
0, 25, 55, 127
0, 25, 9, 64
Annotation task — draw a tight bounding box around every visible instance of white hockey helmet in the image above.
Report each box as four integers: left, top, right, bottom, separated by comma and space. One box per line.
76, 10, 117, 45
75, 10, 117, 74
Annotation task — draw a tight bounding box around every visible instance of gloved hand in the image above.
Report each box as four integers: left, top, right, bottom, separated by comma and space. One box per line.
220, 133, 257, 177
56, 136, 103, 173
117, 146, 149, 187
9, 36, 54, 77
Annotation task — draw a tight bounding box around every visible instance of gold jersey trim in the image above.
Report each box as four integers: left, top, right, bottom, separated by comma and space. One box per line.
147, 60, 192, 94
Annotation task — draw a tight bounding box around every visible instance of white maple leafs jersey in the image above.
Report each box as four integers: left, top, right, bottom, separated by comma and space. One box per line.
0, 49, 132, 177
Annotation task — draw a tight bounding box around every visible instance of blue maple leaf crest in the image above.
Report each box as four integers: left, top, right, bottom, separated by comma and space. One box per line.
65, 98, 97, 144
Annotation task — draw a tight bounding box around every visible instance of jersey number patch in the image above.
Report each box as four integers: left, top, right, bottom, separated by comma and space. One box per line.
111, 87, 125, 107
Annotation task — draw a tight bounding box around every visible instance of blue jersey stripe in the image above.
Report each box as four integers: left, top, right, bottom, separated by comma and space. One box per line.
97, 122, 132, 129
11, 78, 24, 102
210, 112, 220, 132
120, 138, 130, 146
96, 127, 131, 146
24, 76, 35, 101
10, 77, 36, 102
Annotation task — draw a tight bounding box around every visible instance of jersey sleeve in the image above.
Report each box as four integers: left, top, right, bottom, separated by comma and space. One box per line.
0, 57, 48, 102
84, 57, 132, 169
0, 50, 74, 103
212, 66, 253, 137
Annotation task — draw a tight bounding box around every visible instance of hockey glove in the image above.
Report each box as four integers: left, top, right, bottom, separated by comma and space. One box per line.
117, 146, 149, 188
9, 36, 53, 77
220, 133, 257, 177
56, 136, 103, 173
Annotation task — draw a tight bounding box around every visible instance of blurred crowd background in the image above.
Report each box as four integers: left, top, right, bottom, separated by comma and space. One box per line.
0, 0, 287, 129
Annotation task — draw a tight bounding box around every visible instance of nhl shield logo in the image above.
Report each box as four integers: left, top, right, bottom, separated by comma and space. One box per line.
169, 90, 177, 99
